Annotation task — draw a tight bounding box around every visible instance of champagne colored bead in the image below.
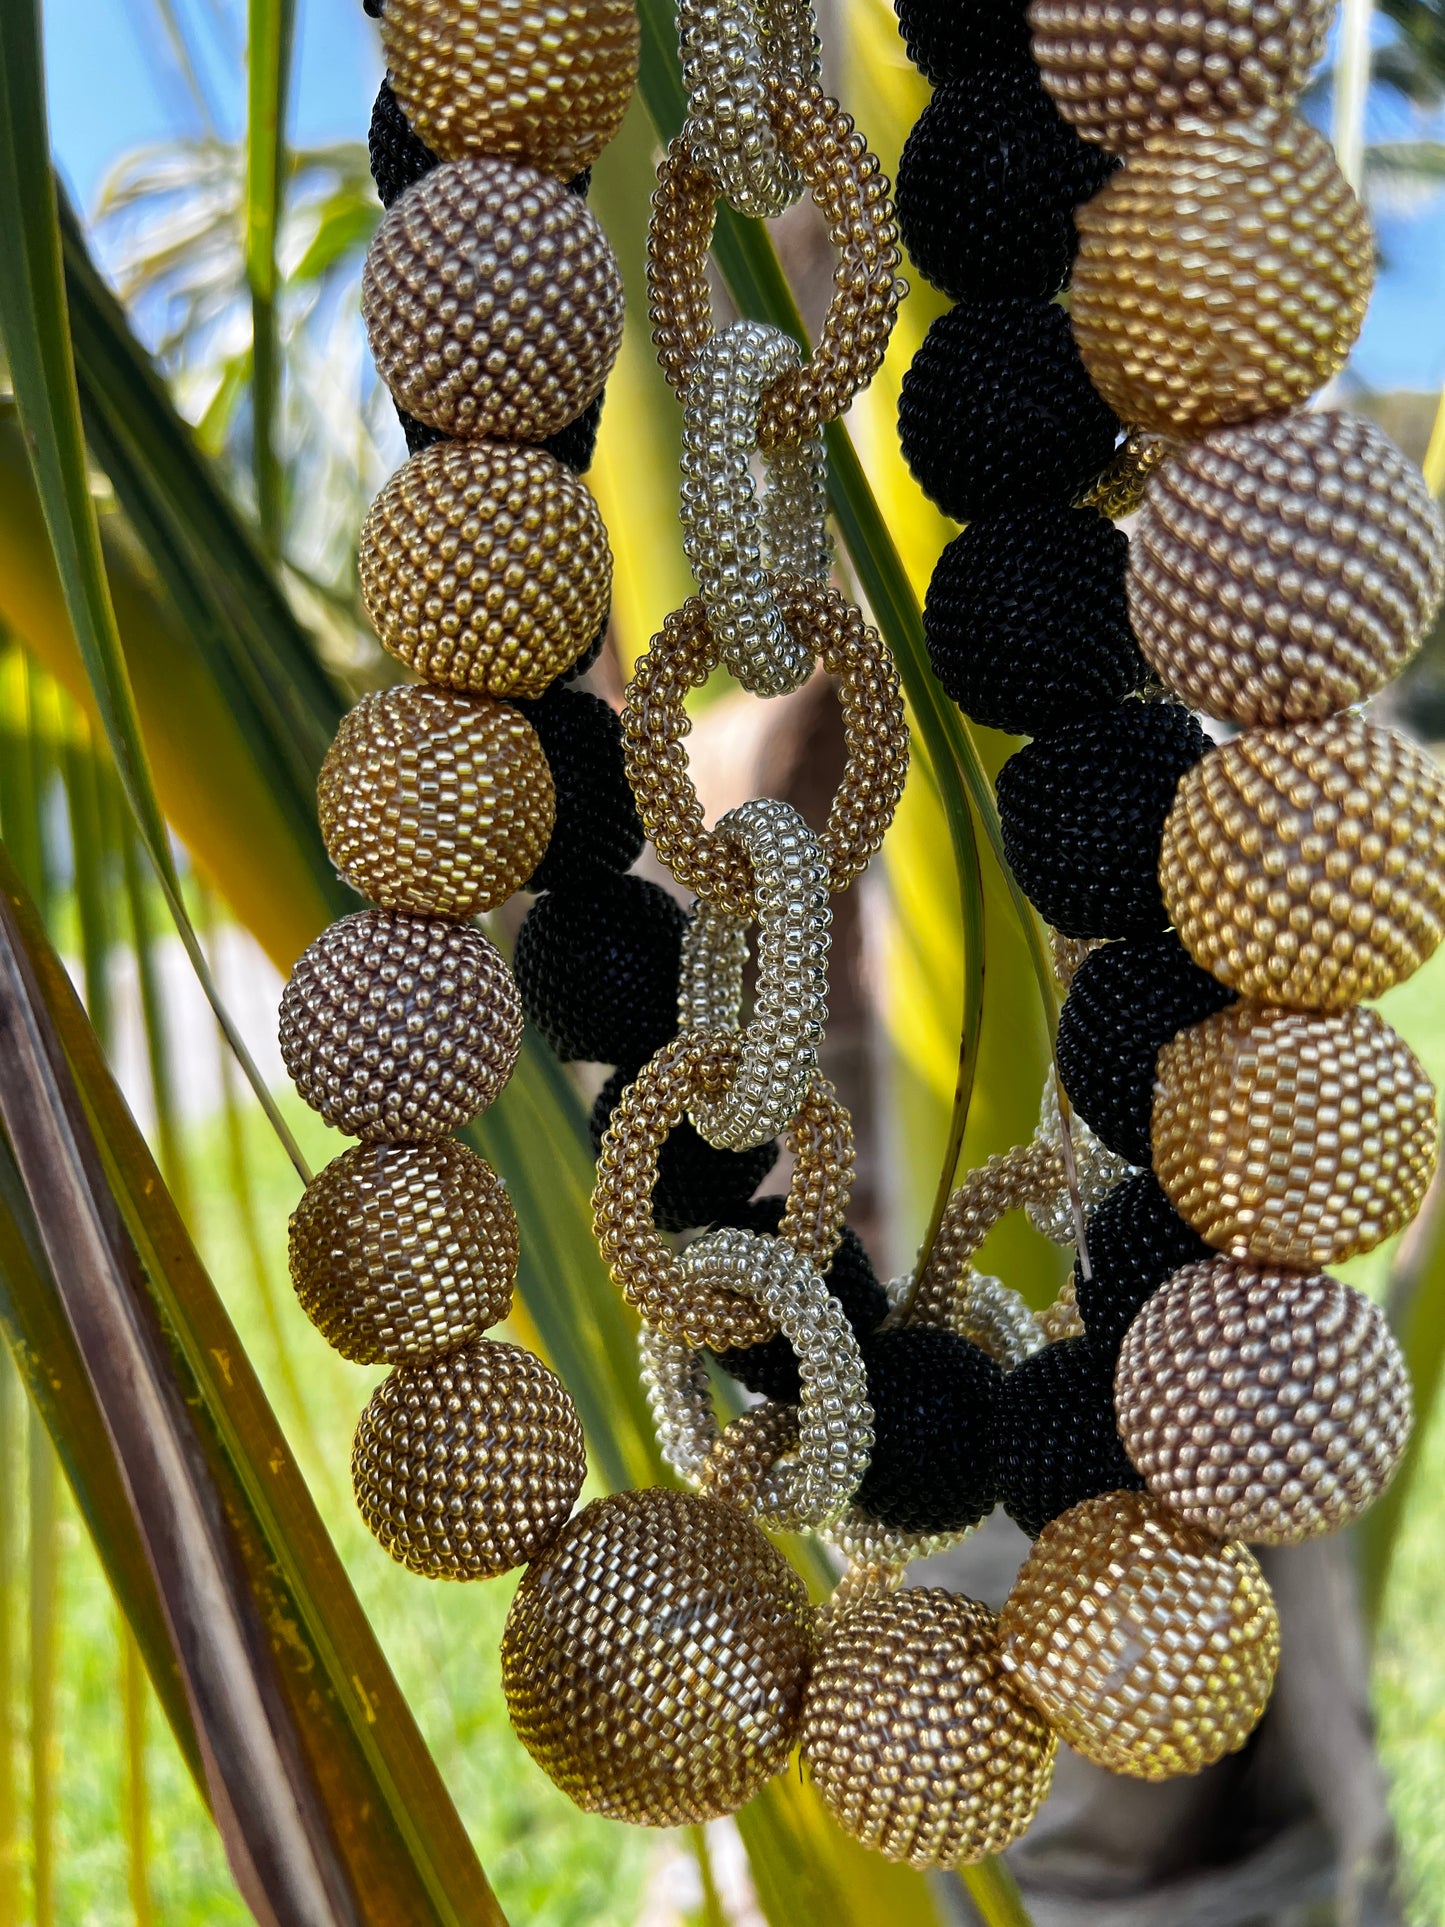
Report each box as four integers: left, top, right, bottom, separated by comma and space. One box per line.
1074, 429, 1169, 521
318, 685, 555, 918
359, 441, 611, 698
352, 1337, 585, 1578
501, 1487, 815, 1825
802, 1589, 1056, 1867
380, 0, 639, 178
1115, 1256, 1412, 1544
1071, 114, 1374, 439
1131, 414, 1445, 726
362, 156, 623, 441
1153, 1002, 1438, 1269
289, 1139, 518, 1363
1160, 716, 1445, 1008
679, 0, 820, 217
1029, 0, 1333, 154
279, 909, 523, 1140
1000, 1490, 1279, 1780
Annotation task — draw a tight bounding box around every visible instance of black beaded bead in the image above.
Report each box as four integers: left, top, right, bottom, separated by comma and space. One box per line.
924, 505, 1146, 737
898, 301, 1121, 523
588, 1067, 780, 1234
566, 168, 593, 199
996, 701, 1208, 939
539, 389, 604, 475
368, 80, 437, 209
514, 875, 686, 1064
893, 0, 1031, 82
991, 1337, 1143, 1538
518, 686, 643, 891
854, 1327, 1001, 1534
395, 404, 447, 458
1074, 1171, 1213, 1361
1057, 934, 1238, 1165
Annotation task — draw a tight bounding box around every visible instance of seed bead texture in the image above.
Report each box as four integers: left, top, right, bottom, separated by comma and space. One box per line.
501, 1488, 815, 1825
1000, 1490, 1280, 1780
588, 1066, 781, 1234
1074, 1169, 1215, 1360
514, 872, 688, 1065
678, 0, 820, 219
853, 1326, 1001, 1535
992, 1337, 1144, 1539
894, 0, 1033, 83
517, 685, 644, 891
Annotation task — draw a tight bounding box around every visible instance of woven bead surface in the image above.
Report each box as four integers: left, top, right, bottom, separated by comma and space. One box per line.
1115, 1256, 1412, 1545
1153, 1001, 1439, 1268
802, 1589, 1056, 1867
1030, 0, 1333, 153
1077, 428, 1171, 520
318, 685, 554, 918
1000, 1490, 1279, 1779
380, 0, 639, 177
589, 1066, 780, 1234
352, 1337, 585, 1578
514, 873, 686, 1066
992, 1336, 1143, 1539
1071, 114, 1374, 439
1161, 716, 1445, 1009
1075, 1170, 1215, 1361
924, 504, 1143, 738
362, 157, 623, 442
289, 1139, 517, 1363
279, 909, 523, 1140
853, 1327, 1001, 1535
369, 78, 438, 207
1057, 933, 1237, 1166
1130, 413, 1445, 726
996, 701, 1207, 939
501, 1488, 815, 1825
517, 686, 643, 891
893, 0, 1031, 81
898, 299, 1121, 523
678, 0, 819, 218
360, 440, 612, 698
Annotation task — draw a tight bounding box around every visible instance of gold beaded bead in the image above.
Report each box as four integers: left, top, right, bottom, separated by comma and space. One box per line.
1071, 114, 1374, 439
1115, 1257, 1412, 1545
1074, 429, 1170, 521
289, 1140, 518, 1363
1160, 716, 1445, 1008
999, 1490, 1279, 1781
318, 685, 555, 918
353, 1337, 584, 1579
1153, 1001, 1438, 1269
362, 156, 623, 442
380, 0, 639, 178
501, 1488, 815, 1825
1130, 414, 1445, 725
801, 1589, 1056, 1868
278, 908, 524, 1140
360, 441, 611, 698
1029, 0, 1333, 154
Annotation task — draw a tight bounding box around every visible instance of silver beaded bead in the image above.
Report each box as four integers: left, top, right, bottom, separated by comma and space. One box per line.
678, 0, 821, 217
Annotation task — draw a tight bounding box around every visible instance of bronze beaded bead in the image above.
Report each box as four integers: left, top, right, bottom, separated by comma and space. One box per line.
1152, 1001, 1439, 1269
359, 440, 612, 698
279, 908, 524, 1141
362, 156, 624, 442
1130, 413, 1445, 726
353, 1337, 585, 1579
501, 1488, 815, 1826
1071, 113, 1374, 439
801, 1589, 1056, 1868
999, 1490, 1279, 1781
1160, 716, 1445, 1009
1115, 1257, 1412, 1545
288, 1139, 518, 1364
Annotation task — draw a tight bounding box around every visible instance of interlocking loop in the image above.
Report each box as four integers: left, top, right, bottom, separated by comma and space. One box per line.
681, 321, 832, 695
591, 1030, 855, 1348
624, 573, 908, 917
649, 76, 905, 448
678, 0, 820, 218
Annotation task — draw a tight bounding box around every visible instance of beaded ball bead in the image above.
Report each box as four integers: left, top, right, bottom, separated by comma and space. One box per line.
1000, 1490, 1279, 1779
515, 874, 687, 1065
279, 909, 523, 1141
352, 1337, 585, 1579
894, 0, 1032, 81
854, 1327, 1002, 1535
318, 685, 554, 919
1029, 0, 1334, 154
995, 701, 1208, 939
1153, 1001, 1439, 1269
517, 686, 644, 892
1129, 413, 1445, 726
1071, 114, 1374, 438
991, 1337, 1143, 1539
380, 0, 638, 178
1075, 1169, 1214, 1359
801, 1589, 1056, 1867
359, 440, 611, 698
1115, 1257, 1412, 1545
501, 1488, 815, 1825
1161, 716, 1445, 1009
369, 77, 437, 209
588, 1068, 779, 1235
362, 156, 624, 442
289, 1139, 518, 1364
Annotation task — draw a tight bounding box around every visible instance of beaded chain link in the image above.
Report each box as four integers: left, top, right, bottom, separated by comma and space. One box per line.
678, 0, 821, 217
